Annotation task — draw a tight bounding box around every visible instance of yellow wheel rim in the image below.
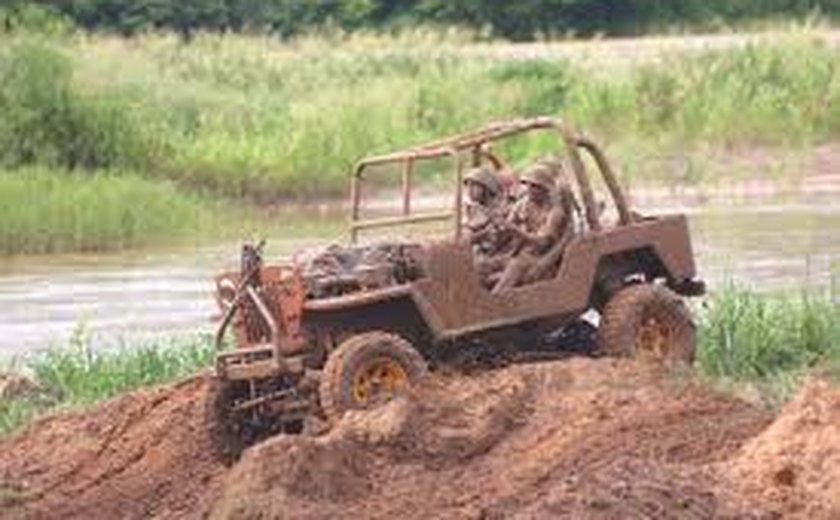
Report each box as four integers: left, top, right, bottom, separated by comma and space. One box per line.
635, 314, 672, 358
351, 358, 409, 405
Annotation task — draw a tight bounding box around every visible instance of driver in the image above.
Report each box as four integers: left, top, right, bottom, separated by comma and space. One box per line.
492, 159, 573, 292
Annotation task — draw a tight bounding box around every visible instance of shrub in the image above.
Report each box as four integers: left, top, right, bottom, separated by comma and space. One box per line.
0, 40, 162, 170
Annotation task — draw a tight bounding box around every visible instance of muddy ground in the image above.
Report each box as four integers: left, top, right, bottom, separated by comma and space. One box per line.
1, 358, 838, 519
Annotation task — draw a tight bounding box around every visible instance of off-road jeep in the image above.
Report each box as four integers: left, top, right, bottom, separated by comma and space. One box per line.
211, 117, 705, 444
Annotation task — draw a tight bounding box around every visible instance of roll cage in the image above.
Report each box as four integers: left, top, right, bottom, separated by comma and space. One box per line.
348, 116, 632, 243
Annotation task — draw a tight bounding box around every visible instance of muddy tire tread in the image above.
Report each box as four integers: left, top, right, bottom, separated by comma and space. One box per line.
319, 330, 427, 422
598, 284, 695, 363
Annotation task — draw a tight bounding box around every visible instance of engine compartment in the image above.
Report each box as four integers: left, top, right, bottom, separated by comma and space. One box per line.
298, 242, 427, 298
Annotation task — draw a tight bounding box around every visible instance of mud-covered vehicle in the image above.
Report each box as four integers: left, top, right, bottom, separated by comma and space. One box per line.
211, 117, 704, 443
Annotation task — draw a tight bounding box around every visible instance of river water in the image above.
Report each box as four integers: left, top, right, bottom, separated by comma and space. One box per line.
1, 184, 838, 358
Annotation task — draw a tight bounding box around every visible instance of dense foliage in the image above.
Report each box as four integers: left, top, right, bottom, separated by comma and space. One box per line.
1, 33, 836, 202
1, 0, 836, 40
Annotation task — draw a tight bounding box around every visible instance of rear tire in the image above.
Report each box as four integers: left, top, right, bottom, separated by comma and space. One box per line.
319, 331, 428, 421
598, 284, 695, 363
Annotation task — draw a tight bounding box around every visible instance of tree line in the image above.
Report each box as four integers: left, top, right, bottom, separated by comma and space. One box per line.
2, 0, 836, 40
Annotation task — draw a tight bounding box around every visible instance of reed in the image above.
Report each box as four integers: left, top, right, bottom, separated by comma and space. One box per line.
0, 168, 216, 254
1, 29, 836, 204
696, 284, 840, 403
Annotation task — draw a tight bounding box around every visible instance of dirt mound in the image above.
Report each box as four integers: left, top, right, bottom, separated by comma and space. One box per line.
211, 359, 772, 519
723, 379, 840, 519
211, 369, 532, 519
337, 367, 533, 464
0, 374, 228, 520
4, 358, 837, 519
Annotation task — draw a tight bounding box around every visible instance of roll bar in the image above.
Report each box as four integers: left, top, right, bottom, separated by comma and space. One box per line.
348, 116, 632, 243
350, 146, 463, 243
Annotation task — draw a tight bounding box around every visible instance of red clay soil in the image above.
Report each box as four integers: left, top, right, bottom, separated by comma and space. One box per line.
0, 375, 229, 519
1, 358, 837, 520
721, 379, 840, 519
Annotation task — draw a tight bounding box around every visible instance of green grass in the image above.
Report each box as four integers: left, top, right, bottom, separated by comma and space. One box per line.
0, 328, 215, 436
0, 398, 43, 439
0, 168, 222, 254
1, 29, 837, 203
697, 284, 840, 405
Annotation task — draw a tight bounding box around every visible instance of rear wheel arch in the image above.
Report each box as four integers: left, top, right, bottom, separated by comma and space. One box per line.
306, 295, 436, 358
589, 247, 668, 310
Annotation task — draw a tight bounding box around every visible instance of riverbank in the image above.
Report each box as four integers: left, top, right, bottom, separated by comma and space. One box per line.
1, 142, 838, 256
1, 286, 837, 437
0, 173, 837, 357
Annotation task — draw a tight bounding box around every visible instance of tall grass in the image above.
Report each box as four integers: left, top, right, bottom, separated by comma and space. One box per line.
2, 30, 837, 202
697, 284, 840, 404
138, 31, 840, 196
0, 329, 215, 436
630, 40, 840, 144
0, 29, 837, 253
0, 40, 165, 170
0, 168, 218, 254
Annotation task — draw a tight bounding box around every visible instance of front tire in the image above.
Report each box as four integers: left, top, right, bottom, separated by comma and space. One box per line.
598, 284, 695, 363
319, 331, 428, 421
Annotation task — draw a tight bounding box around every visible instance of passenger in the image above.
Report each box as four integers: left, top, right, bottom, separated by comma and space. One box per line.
492, 160, 574, 293
463, 166, 514, 285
